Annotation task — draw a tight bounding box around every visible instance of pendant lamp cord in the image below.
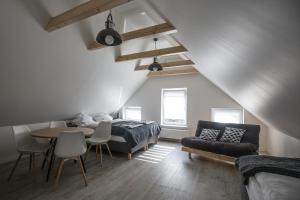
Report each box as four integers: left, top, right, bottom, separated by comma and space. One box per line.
154, 38, 158, 50
106, 10, 114, 29
154, 38, 158, 62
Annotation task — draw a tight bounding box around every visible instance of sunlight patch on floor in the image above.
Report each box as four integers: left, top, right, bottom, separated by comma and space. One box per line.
135, 144, 176, 164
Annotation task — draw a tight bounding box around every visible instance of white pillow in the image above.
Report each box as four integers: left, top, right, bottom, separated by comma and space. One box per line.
72, 113, 97, 126
93, 112, 113, 122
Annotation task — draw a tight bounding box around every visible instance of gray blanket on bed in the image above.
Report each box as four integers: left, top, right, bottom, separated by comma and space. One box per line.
112, 121, 161, 148
236, 155, 300, 184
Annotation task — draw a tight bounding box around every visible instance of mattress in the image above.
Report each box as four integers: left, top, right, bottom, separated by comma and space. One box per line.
246, 172, 300, 200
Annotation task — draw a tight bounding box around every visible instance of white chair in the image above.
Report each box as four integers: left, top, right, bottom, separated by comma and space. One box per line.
54, 131, 87, 189
50, 121, 67, 128
8, 125, 49, 181
85, 121, 112, 166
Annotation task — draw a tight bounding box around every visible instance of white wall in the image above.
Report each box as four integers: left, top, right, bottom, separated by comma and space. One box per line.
266, 128, 300, 157
125, 74, 268, 151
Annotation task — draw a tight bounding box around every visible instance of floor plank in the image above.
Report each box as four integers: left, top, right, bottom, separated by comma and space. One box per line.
0, 141, 241, 200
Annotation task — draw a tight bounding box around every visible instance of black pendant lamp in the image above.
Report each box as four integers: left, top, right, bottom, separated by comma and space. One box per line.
148, 38, 163, 71
96, 10, 122, 46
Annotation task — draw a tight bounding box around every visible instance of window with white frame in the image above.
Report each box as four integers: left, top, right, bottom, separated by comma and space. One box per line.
123, 106, 141, 121
161, 88, 187, 127
211, 108, 244, 124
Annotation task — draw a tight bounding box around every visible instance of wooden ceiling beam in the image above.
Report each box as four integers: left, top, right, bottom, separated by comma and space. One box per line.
89, 22, 176, 50
46, 0, 131, 32
148, 66, 199, 77
116, 45, 187, 62
135, 60, 194, 71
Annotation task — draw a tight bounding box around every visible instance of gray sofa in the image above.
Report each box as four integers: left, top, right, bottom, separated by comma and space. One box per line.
181, 120, 260, 157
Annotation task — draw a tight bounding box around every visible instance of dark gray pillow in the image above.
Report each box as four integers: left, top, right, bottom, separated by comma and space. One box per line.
199, 128, 220, 141
219, 127, 246, 143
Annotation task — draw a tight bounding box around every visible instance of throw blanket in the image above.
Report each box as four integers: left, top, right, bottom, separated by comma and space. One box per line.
236, 155, 300, 184
112, 120, 161, 148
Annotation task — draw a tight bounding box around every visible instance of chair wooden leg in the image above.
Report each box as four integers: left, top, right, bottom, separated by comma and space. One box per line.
7, 153, 23, 181
54, 159, 64, 190
78, 156, 88, 186
105, 143, 112, 158
96, 145, 99, 160
84, 144, 93, 162
80, 156, 86, 173
99, 144, 102, 167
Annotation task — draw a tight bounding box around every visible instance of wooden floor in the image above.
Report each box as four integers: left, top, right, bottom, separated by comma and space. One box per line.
0, 141, 241, 200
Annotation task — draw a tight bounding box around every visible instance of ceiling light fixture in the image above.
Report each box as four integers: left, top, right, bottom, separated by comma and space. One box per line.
96, 10, 122, 46
148, 38, 163, 71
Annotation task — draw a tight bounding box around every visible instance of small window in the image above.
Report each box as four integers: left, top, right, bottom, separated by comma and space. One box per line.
211, 108, 244, 124
123, 106, 141, 121
161, 88, 187, 127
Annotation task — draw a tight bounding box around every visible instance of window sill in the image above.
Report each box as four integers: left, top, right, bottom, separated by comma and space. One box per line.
161, 125, 188, 131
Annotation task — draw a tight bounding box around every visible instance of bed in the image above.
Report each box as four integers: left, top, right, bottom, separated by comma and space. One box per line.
246, 172, 300, 200
236, 155, 300, 200
67, 115, 161, 159
108, 120, 161, 159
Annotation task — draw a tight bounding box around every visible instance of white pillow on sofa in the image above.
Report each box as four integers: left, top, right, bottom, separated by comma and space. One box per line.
93, 112, 113, 122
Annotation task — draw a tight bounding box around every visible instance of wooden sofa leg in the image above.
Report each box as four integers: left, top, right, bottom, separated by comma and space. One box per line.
188, 152, 192, 159
128, 153, 132, 160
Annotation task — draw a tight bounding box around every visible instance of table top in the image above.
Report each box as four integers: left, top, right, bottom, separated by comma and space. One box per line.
31, 127, 94, 138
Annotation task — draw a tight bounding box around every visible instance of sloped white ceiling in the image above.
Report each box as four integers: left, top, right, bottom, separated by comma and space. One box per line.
0, 0, 151, 126
148, 0, 300, 139
2, 0, 299, 143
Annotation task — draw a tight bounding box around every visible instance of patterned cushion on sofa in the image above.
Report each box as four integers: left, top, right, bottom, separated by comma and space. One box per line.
199, 128, 221, 141
219, 127, 246, 143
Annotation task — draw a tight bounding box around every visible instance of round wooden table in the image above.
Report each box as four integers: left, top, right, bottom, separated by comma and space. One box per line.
31, 127, 94, 138
31, 127, 94, 182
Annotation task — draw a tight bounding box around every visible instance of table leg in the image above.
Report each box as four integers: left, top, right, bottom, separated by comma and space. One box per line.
29, 153, 32, 172
80, 155, 86, 173
32, 153, 36, 170
46, 139, 57, 182
42, 139, 53, 169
